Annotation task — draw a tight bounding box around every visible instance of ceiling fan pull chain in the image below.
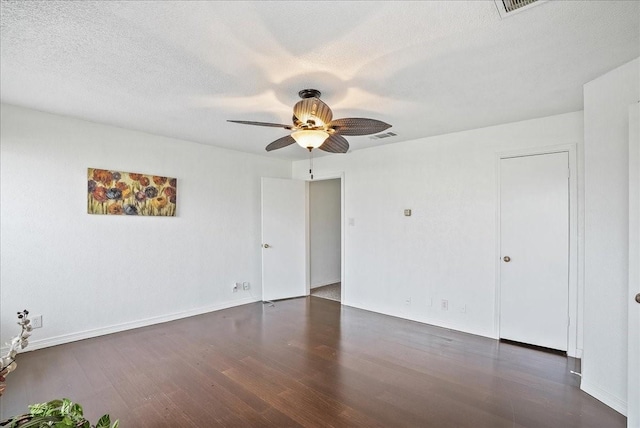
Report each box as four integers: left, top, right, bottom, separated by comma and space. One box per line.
309, 149, 314, 180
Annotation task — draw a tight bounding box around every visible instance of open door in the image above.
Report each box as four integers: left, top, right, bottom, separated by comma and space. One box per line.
261, 177, 307, 302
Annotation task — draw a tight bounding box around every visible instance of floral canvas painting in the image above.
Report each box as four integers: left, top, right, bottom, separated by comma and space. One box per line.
88, 168, 177, 216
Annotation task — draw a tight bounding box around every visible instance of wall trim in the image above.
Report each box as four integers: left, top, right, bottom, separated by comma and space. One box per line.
581, 379, 627, 416
3, 297, 259, 354
343, 302, 495, 341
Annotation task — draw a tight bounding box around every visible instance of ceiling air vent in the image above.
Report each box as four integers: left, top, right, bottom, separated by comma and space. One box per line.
503, 0, 537, 13
495, 0, 546, 18
369, 132, 397, 140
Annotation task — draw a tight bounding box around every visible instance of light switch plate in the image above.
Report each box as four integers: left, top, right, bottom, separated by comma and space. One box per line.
404, 209, 412, 216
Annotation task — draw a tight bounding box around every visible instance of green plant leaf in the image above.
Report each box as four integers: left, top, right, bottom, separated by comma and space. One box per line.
60, 398, 73, 416
69, 402, 84, 419
95, 415, 111, 428
28, 402, 49, 416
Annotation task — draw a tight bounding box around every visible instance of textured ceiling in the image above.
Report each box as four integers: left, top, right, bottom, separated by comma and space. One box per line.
1, 1, 639, 160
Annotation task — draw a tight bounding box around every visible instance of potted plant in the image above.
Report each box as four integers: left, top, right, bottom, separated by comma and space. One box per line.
0, 398, 118, 428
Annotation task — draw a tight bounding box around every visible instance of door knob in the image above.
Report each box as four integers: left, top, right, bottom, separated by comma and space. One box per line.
262, 244, 270, 249
503, 256, 511, 262
636, 293, 640, 304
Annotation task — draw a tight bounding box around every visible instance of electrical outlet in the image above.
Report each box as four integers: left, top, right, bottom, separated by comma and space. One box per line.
31, 315, 43, 329
441, 299, 448, 311
242, 282, 250, 290
233, 282, 241, 293
405, 297, 411, 306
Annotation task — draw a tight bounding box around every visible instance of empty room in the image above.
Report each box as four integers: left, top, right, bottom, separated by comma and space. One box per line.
1, 1, 639, 427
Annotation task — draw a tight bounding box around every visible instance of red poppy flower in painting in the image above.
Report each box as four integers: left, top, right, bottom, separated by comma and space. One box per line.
153, 176, 167, 186
128, 173, 143, 181
108, 203, 123, 215
163, 187, 176, 197
116, 182, 128, 191
93, 169, 114, 186
92, 186, 108, 202
139, 176, 150, 186
135, 191, 146, 202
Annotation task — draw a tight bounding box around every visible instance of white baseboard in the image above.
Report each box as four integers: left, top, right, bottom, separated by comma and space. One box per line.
2, 297, 259, 354
342, 300, 494, 340
581, 379, 627, 416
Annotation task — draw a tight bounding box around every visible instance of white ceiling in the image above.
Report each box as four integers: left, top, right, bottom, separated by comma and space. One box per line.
1, 1, 638, 160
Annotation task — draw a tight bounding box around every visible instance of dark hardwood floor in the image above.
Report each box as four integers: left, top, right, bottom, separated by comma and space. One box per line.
0, 297, 625, 427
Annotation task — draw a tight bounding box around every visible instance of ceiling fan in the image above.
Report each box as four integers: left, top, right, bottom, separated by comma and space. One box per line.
228, 89, 392, 153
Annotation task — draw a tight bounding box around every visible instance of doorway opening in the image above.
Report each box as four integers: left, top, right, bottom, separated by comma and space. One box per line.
308, 178, 342, 302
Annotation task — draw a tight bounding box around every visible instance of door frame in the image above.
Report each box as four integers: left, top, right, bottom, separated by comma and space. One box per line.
304, 172, 345, 303
494, 144, 580, 357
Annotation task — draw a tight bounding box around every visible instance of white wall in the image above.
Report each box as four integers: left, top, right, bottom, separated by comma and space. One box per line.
0, 104, 291, 350
293, 111, 584, 340
309, 179, 341, 288
582, 58, 640, 416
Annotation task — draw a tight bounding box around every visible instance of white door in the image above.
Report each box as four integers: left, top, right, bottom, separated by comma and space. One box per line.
500, 152, 569, 351
261, 177, 307, 301
628, 103, 639, 428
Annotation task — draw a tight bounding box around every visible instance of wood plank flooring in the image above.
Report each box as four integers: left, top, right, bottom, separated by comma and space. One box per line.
0, 297, 625, 427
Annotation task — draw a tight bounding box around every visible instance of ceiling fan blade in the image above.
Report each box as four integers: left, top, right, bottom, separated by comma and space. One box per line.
228, 120, 292, 129
293, 97, 333, 126
265, 135, 296, 152
319, 134, 349, 153
328, 118, 391, 136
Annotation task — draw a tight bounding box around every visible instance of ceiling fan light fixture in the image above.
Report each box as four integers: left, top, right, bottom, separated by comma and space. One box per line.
291, 129, 329, 149
228, 88, 391, 153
